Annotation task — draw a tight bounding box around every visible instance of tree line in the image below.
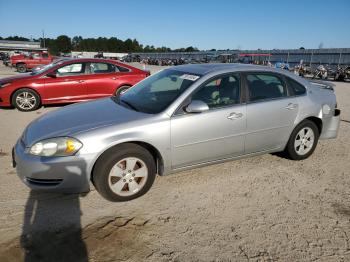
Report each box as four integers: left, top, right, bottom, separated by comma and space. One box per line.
0, 35, 199, 54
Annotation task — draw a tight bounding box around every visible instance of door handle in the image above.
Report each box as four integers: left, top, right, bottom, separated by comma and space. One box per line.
285, 103, 298, 110
111, 77, 119, 80
227, 112, 243, 120
77, 80, 85, 83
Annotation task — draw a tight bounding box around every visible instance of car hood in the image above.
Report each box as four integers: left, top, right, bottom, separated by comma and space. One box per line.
0, 73, 35, 84
22, 98, 150, 146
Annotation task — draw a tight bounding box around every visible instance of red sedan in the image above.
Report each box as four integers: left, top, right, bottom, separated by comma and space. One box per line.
0, 58, 150, 111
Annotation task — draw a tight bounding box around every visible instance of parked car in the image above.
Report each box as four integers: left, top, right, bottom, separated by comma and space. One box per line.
312, 64, 329, 80
333, 66, 350, 81
0, 58, 150, 111
1, 52, 10, 66
12, 64, 340, 202
10, 52, 55, 73
0, 52, 8, 61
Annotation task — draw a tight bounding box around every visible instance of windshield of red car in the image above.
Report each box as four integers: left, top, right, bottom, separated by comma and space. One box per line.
30, 60, 66, 75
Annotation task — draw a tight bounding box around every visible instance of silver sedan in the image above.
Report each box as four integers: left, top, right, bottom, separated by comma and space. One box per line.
13, 64, 341, 201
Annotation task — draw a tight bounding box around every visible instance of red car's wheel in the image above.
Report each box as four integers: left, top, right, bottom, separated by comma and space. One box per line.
12, 88, 41, 112
115, 85, 131, 97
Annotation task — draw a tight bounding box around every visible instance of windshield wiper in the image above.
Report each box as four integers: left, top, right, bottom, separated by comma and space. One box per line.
119, 99, 139, 112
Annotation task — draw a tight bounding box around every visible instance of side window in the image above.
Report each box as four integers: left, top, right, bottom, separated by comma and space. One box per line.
286, 77, 306, 96
56, 63, 85, 76
90, 63, 116, 74
246, 73, 287, 102
117, 65, 130, 72
192, 74, 241, 109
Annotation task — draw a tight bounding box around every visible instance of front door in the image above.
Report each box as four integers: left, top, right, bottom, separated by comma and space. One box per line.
244, 72, 299, 153
43, 62, 88, 103
171, 73, 246, 169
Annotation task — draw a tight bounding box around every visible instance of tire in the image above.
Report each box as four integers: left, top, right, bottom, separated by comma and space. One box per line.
11, 88, 41, 112
92, 143, 156, 202
16, 63, 27, 73
285, 120, 319, 160
115, 85, 131, 97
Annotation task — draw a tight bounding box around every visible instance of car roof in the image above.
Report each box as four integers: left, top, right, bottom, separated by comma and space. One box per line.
55, 58, 138, 70
172, 63, 286, 75
59, 58, 123, 64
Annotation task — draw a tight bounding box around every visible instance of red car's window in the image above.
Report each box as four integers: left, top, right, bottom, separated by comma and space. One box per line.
89, 62, 116, 74
56, 63, 85, 76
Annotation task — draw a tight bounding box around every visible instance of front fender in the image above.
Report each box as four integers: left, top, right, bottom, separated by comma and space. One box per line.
76, 120, 171, 180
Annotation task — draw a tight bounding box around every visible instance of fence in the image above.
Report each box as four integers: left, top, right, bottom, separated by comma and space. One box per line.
132, 48, 350, 69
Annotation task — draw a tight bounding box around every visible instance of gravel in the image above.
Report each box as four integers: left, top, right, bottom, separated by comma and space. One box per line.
0, 63, 349, 261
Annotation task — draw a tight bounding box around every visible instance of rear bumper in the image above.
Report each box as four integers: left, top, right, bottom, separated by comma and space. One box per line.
320, 109, 341, 139
13, 139, 91, 193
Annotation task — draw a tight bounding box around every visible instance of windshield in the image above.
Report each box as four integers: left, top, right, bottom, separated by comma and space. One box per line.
119, 69, 201, 114
30, 59, 66, 75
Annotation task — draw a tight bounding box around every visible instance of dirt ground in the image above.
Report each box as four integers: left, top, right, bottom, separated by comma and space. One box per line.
0, 63, 349, 262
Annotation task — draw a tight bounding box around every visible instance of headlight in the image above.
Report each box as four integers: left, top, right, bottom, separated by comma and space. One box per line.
29, 137, 83, 157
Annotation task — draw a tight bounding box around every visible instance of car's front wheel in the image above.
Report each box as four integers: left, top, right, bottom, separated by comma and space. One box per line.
92, 143, 156, 202
12, 88, 41, 112
285, 120, 319, 160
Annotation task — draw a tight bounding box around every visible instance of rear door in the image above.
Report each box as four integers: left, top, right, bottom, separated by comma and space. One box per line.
84, 62, 123, 99
244, 72, 299, 153
43, 62, 88, 103
171, 73, 246, 169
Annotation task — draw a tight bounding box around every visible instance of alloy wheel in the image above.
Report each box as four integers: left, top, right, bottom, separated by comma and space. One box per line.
294, 127, 315, 156
16, 92, 37, 110
108, 157, 148, 197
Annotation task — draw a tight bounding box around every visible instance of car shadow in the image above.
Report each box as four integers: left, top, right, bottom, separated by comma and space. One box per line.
20, 163, 89, 262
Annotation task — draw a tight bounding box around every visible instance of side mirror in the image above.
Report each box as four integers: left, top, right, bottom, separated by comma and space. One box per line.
46, 72, 57, 78
185, 100, 209, 113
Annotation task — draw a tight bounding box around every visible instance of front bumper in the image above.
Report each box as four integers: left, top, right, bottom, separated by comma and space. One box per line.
13, 139, 91, 193
320, 109, 341, 139
0, 89, 11, 107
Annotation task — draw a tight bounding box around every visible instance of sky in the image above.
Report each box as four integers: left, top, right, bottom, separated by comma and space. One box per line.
0, 0, 349, 50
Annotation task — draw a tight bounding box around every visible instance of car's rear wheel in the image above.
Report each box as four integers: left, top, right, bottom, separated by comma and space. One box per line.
12, 88, 41, 112
285, 120, 319, 160
92, 143, 156, 202
115, 85, 131, 97
16, 63, 27, 73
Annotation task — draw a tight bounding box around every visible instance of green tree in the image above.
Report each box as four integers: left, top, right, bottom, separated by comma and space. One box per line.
55, 35, 72, 54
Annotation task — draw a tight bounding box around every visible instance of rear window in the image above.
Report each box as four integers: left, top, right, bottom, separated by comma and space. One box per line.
246, 73, 287, 102
117, 65, 130, 72
286, 77, 306, 95
90, 62, 116, 74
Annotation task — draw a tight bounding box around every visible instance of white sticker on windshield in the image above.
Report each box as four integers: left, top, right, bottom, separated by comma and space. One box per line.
179, 74, 200, 81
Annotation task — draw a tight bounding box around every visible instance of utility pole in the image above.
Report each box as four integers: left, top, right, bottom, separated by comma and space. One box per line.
310, 50, 313, 68
42, 30, 45, 48
338, 51, 342, 67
